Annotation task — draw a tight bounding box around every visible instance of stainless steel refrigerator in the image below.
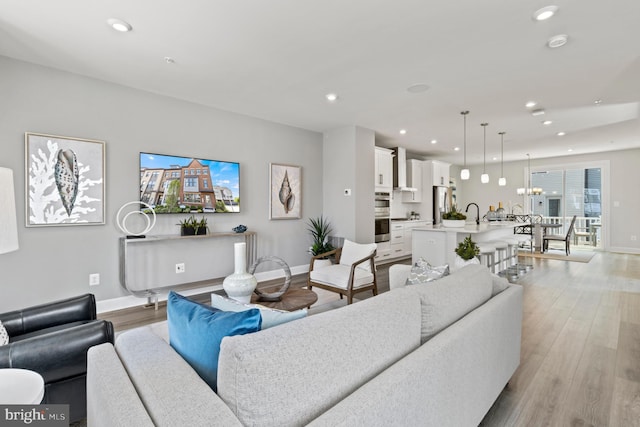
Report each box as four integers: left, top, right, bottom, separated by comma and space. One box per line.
433, 186, 450, 225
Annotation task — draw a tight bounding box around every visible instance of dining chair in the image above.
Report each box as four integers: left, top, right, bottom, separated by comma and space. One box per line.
543, 215, 577, 255
307, 239, 377, 304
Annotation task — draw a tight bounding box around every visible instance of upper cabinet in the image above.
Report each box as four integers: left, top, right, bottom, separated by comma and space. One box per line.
374, 147, 393, 191
425, 160, 451, 187
402, 159, 423, 203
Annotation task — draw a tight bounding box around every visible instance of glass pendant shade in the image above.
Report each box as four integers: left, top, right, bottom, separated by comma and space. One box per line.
461, 168, 470, 180
498, 177, 506, 186
481, 173, 490, 184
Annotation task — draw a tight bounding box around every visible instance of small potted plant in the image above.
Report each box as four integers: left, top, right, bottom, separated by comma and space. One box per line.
307, 216, 335, 266
179, 215, 208, 236
442, 205, 467, 228
454, 235, 481, 269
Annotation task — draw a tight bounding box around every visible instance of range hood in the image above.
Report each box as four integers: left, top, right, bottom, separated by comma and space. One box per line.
392, 147, 417, 192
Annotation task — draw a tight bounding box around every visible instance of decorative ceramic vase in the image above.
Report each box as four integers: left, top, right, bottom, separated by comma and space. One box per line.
223, 242, 257, 303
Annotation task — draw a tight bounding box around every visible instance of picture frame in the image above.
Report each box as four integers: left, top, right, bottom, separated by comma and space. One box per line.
25, 132, 105, 227
269, 163, 301, 220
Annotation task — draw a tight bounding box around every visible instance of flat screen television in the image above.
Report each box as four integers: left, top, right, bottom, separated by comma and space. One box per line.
139, 152, 240, 214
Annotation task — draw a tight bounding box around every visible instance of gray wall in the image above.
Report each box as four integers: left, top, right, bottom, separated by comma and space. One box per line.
0, 56, 324, 312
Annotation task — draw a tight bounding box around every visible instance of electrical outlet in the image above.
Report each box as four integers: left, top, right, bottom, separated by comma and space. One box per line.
175, 263, 185, 273
89, 273, 100, 286
344, 188, 352, 196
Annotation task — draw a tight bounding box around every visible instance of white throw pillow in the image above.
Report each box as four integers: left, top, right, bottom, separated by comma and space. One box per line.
211, 294, 307, 329
0, 320, 9, 346
339, 239, 377, 272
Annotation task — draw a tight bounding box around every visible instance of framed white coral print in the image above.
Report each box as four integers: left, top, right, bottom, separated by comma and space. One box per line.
25, 132, 105, 227
269, 163, 301, 220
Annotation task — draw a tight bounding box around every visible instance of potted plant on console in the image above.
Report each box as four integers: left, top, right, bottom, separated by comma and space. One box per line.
454, 235, 481, 270
179, 215, 208, 236
442, 205, 467, 228
307, 215, 335, 268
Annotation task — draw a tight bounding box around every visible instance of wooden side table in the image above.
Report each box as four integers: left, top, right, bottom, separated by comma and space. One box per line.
0, 368, 45, 404
251, 288, 317, 312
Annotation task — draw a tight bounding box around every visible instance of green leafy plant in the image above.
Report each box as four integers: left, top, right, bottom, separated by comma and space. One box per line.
307, 216, 334, 257
442, 204, 467, 220
179, 215, 208, 235
455, 235, 480, 260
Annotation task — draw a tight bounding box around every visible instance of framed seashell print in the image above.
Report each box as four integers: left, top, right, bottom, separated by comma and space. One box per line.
269, 163, 301, 220
25, 132, 105, 226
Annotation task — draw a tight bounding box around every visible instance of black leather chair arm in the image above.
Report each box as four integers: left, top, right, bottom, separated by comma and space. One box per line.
0, 319, 114, 383
0, 293, 97, 336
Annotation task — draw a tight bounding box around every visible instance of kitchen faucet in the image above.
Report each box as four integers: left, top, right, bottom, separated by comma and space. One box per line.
466, 203, 480, 225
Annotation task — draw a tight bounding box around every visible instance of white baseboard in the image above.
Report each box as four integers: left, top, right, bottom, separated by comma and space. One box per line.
607, 246, 640, 255
97, 263, 310, 314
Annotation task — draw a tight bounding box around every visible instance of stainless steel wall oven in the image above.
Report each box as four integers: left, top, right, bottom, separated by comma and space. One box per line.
374, 192, 391, 242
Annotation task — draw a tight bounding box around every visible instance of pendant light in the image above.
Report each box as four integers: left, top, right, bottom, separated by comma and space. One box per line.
498, 131, 506, 186
480, 123, 489, 183
460, 111, 470, 180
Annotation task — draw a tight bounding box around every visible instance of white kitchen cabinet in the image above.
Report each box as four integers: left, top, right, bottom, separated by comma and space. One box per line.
374, 147, 393, 191
374, 240, 392, 263
401, 159, 423, 203
429, 160, 451, 187
404, 221, 430, 255
390, 222, 405, 258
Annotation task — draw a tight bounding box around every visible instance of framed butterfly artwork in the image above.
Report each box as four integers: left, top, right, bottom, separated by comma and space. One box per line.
25, 132, 105, 227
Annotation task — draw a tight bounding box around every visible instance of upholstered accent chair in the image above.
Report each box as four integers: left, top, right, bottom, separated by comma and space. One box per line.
543, 215, 577, 255
308, 239, 377, 304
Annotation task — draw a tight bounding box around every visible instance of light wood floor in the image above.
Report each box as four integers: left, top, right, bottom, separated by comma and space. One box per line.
99, 251, 640, 426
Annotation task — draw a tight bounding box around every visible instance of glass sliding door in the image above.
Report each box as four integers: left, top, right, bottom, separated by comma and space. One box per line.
530, 167, 602, 249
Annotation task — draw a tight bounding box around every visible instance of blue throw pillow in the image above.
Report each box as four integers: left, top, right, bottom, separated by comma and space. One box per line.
167, 291, 261, 391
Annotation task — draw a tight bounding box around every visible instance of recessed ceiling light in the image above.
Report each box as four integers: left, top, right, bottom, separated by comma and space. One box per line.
164, 57, 175, 64
547, 34, 568, 48
542, 120, 553, 125
399, 129, 407, 135
525, 101, 537, 108
492, 157, 498, 161
557, 131, 566, 136
531, 108, 546, 116
568, 148, 573, 152
454, 147, 460, 151
407, 83, 430, 93
107, 18, 132, 32
594, 99, 603, 105
533, 5, 558, 21
430, 139, 437, 144
325, 93, 339, 102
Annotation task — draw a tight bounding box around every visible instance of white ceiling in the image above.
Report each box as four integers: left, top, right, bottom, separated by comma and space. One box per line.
1, 0, 639, 165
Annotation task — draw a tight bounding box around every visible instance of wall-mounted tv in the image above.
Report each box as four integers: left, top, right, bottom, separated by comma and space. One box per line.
140, 152, 240, 213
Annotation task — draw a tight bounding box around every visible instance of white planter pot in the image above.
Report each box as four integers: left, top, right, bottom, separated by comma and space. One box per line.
453, 255, 480, 271
442, 219, 466, 228
223, 242, 258, 303
312, 258, 332, 269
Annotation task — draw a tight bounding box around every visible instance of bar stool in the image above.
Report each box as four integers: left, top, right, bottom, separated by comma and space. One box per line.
476, 242, 496, 272
514, 234, 534, 272
489, 240, 509, 273
502, 237, 520, 268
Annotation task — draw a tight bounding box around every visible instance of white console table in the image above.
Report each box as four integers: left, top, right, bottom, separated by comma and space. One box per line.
119, 231, 257, 307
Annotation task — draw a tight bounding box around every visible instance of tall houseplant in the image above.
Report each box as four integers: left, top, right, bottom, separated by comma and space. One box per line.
307, 216, 334, 257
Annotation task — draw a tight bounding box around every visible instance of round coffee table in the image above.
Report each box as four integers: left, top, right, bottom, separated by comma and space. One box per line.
251, 288, 317, 311
0, 368, 45, 404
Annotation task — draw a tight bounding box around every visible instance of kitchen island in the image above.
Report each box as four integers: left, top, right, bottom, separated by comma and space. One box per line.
412, 222, 522, 267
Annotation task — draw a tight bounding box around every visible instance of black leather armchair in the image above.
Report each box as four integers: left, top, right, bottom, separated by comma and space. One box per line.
0, 294, 114, 422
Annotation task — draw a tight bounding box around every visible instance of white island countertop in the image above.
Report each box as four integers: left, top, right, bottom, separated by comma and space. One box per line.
413, 221, 522, 234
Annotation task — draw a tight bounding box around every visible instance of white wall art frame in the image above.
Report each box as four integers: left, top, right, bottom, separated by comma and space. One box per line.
269, 163, 301, 220
25, 132, 105, 227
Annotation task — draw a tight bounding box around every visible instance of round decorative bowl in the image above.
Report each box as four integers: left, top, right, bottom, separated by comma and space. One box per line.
442, 219, 466, 228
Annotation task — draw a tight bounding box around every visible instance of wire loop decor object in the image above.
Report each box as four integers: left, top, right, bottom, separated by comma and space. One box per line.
116, 201, 156, 236
249, 256, 292, 302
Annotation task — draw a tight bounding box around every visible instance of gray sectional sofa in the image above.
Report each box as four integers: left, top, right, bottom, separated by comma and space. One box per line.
87, 264, 522, 426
